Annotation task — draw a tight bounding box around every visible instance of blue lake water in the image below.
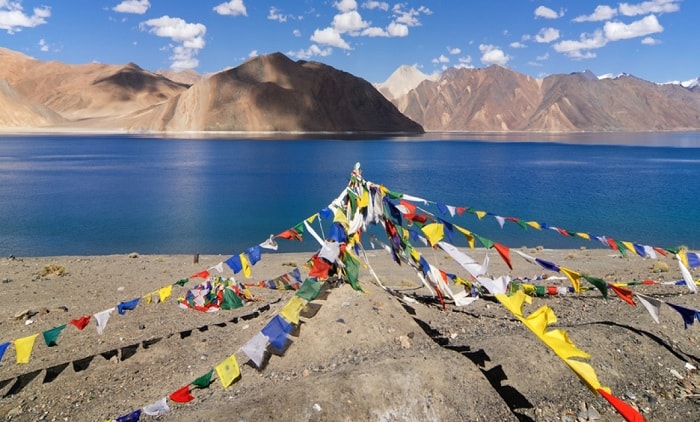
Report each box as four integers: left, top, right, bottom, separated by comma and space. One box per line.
0, 133, 699, 256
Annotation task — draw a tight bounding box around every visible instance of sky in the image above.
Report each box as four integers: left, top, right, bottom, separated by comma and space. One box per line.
0, 0, 698, 84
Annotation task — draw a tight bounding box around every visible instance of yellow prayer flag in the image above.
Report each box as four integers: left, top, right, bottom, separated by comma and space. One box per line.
522, 283, 536, 296
409, 247, 420, 263
142, 293, 153, 305
575, 232, 590, 240
526, 221, 542, 230
279, 296, 305, 325
357, 189, 370, 208
541, 329, 590, 360
333, 208, 349, 226
454, 225, 475, 249
240, 253, 251, 278
621, 241, 637, 256
564, 359, 604, 393
14, 333, 39, 364
158, 285, 173, 303
524, 305, 557, 336
494, 291, 531, 318
215, 354, 240, 388
421, 223, 444, 246
305, 214, 318, 224
475, 211, 487, 220
679, 250, 689, 268
560, 266, 582, 293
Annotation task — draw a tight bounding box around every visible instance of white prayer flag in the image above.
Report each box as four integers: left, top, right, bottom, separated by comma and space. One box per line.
241, 331, 270, 369
635, 293, 662, 324
94, 307, 115, 335
143, 397, 170, 416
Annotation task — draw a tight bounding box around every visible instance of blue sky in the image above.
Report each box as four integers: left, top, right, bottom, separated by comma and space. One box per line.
0, 0, 697, 84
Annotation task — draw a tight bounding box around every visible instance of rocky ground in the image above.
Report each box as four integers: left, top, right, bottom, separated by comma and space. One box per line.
1, 247, 699, 421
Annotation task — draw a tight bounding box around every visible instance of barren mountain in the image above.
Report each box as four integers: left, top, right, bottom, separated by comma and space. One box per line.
0, 79, 64, 128
392, 65, 700, 132
125, 53, 423, 133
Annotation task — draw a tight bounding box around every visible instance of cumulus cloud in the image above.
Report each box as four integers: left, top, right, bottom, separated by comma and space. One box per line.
534, 6, 563, 19
268, 7, 289, 23
535, 27, 560, 43
361, 1, 389, 11
213, 0, 247, 17
332, 10, 369, 33
0, 2, 51, 34
112, 0, 150, 14
455, 55, 474, 69
479, 44, 510, 66
431, 54, 449, 64
361, 27, 388, 37
287, 44, 332, 60
573, 5, 617, 22
293, 29, 301, 37
310, 27, 351, 49
386, 21, 408, 36
641, 36, 661, 45
619, 0, 680, 16
392, 4, 432, 27
38, 38, 48, 52
553, 29, 607, 58
140, 16, 207, 70
604, 14, 663, 40
447, 46, 461, 55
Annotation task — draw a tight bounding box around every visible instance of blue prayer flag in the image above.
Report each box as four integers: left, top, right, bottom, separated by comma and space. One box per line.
117, 298, 140, 315
246, 245, 262, 265
666, 302, 697, 329
0, 342, 10, 363
225, 255, 243, 273
261, 315, 293, 352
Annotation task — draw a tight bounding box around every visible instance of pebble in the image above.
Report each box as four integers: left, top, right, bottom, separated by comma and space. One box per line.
312, 403, 322, 412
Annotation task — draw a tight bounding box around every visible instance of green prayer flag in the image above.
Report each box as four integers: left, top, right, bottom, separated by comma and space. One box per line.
293, 221, 305, 234
474, 233, 494, 249
192, 369, 214, 388
516, 220, 528, 230
42, 324, 66, 347
385, 189, 402, 200
534, 285, 546, 297
295, 278, 321, 301
615, 240, 628, 257
174, 278, 189, 287
582, 275, 609, 299
342, 252, 362, 291
221, 288, 243, 310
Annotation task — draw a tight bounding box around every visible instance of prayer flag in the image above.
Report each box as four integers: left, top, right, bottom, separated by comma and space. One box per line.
560, 267, 582, 293
157, 285, 173, 303
677, 256, 697, 294
342, 250, 362, 291
597, 388, 645, 422
169, 385, 194, 403
241, 331, 269, 369
191, 369, 214, 389
493, 242, 512, 270
276, 228, 302, 241
13, 333, 39, 364
582, 275, 608, 298
220, 287, 243, 310
190, 269, 210, 279
246, 245, 261, 265
0, 341, 9, 363
261, 315, 293, 352
474, 233, 494, 249
635, 293, 662, 324
280, 296, 306, 325
225, 255, 242, 274
240, 253, 251, 278
329, 222, 348, 243
117, 298, 140, 315
296, 278, 321, 301
69, 315, 91, 330
666, 302, 697, 329
609, 284, 635, 306
319, 241, 340, 263
308, 255, 332, 279
116, 409, 141, 422
454, 224, 475, 249
535, 258, 560, 273
259, 234, 279, 250
94, 308, 115, 335
142, 398, 170, 417
174, 278, 189, 287
688, 252, 700, 268
421, 223, 444, 246
526, 221, 542, 230
575, 232, 590, 240
633, 243, 647, 257
42, 324, 66, 347
495, 215, 505, 228
215, 354, 240, 388
475, 210, 486, 219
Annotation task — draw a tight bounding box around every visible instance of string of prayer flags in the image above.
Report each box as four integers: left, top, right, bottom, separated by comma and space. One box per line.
13, 333, 39, 364
42, 324, 66, 347
215, 354, 241, 388
142, 398, 170, 417
94, 308, 115, 335
69, 315, 91, 330
117, 298, 140, 315
169, 385, 194, 403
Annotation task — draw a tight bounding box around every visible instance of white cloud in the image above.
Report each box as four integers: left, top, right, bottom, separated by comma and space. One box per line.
361, 26, 388, 37
0, 2, 51, 34
479, 44, 510, 66
140, 16, 207, 69
386, 21, 408, 36
573, 5, 617, 22
510, 41, 526, 48
332, 10, 369, 34
604, 14, 663, 40
619, 0, 680, 16
268, 7, 289, 23
112, 0, 150, 15
431, 54, 449, 64
536, 52, 549, 61
392, 4, 432, 27
293, 29, 301, 37
641, 36, 661, 45
553, 29, 607, 58
248, 50, 258, 58
213, 0, 247, 17
534, 6, 563, 19
335, 0, 357, 13
287, 44, 332, 60
310, 27, 351, 49
447, 47, 461, 55
38, 38, 48, 52
361, 1, 389, 11
457, 55, 473, 66
535, 27, 560, 43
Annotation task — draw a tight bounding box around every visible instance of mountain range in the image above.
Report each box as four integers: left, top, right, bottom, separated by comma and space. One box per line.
1, 47, 699, 133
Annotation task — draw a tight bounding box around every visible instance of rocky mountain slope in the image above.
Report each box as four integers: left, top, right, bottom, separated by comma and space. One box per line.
388, 65, 700, 132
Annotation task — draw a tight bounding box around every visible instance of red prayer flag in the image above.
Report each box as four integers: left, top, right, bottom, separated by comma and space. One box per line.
597, 388, 645, 422
276, 228, 302, 241
190, 270, 210, 279
308, 255, 332, 279
606, 238, 619, 251
547, 286, 558, 295
609, 284, 636, 306
556, 228, 571, 237
653, 247, 667, 257
69, 315, 91, 331
169, 385, 195, 403
641, 279, 657, 285
493, 242, 513, 270
456, 207, 467, 215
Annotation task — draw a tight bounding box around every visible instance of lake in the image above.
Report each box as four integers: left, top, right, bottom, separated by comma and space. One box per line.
0, 132, 699, 257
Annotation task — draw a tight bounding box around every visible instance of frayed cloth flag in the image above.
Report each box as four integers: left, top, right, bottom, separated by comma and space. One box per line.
260, 234, 279, 251
142, 398, 170, 417
319, 241, 340, 263
191, 369, 214, 389
190, 269, 210, 279
118, 298, 140, 315
215, 354, 240, 388
477, 275, 509, 295
241, 331, 269, 368
609, 284, 636, 306
116, 409, 141, 422
94, 307, 115, 335
452, 290, 479, 307
13, 333, 39, 364
635, 293, 662, 324
560, 267, 582, 293
69, 315, 91, 330
666, 302, 697, 329
0, 342, 9, 363
42, 324, 66, 347
308, 255, 332, 279
261, 315, 293, 352
169, 385, 194, 403
158, 285, 173, 303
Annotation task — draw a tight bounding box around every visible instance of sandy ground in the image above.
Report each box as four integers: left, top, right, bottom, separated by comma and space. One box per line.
1, 246, 700, 421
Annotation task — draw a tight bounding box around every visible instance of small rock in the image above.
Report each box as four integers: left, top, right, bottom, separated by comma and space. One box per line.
2, 278, 12, 283
117, 286, 125, 291
587, 404, 601, 420
128, 252, 139, 258
312, 403, 322, 412
25, 319, 34, 325
398, 335, 411, 349
670, 369, 684, 380
302, 369, 309, 377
